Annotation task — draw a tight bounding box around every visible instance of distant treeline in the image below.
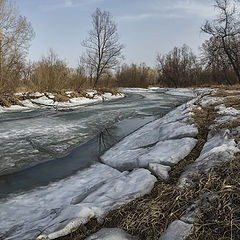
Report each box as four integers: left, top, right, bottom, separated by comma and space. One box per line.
0, 0, 240, 94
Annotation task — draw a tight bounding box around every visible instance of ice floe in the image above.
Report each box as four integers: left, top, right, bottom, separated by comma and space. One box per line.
0, 164, 156, 240
164, 88, 196, 98
148, 163, 171, 181
138, 138, 197, 167
101, 99, 198, 172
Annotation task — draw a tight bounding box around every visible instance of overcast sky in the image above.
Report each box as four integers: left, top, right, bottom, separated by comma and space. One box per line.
17, 0, 216, 67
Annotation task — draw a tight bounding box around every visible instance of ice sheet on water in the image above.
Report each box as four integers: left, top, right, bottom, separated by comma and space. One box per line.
0, 164, 156, 240
158, 122, 198, 140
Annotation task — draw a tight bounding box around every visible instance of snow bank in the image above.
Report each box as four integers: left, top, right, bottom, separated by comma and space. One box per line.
164, 88, 196, 98
0, 164, 156, 240
215, 104, 240, 116
179, 130, 239, 188
199, 96, 223, 107
0, 91, 124, 113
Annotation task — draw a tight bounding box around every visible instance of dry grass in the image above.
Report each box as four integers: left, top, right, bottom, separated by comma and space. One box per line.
216, 120, 240, 130
54, 94, 70, 102
212, 89, 240, 98
69, 91, 88, 98
222, 96, 240, 110
0, 94, 23, 107
96, 87, 120, 96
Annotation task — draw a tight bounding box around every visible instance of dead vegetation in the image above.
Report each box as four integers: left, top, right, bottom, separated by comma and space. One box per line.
53, 94, 70, 103
216, 120, 240, 131
0, 94, 23, 107
222, 97, 240, 110
96, 87, 120, 96
212, 88, 240, 98
187, 157, 240, 240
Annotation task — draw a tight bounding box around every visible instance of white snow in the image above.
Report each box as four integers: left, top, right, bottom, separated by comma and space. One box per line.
31, 95, 55, 106
164, 88, 196, 98
85, 228, 138, 240
179, 129, 239, 188
159, 220, 193, 240
199, 96, 223, 107
148, 163, 171, 181
30, 92, 44, 97
215, 104, 240, 116
0, 104, 30, 113
0, 164, 156, 240
138, 138, 197, 167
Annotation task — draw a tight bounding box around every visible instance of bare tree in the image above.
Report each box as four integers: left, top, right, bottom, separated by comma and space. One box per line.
32, 49, 70, 92
82, 8, 124, 88
0, 0, 34, 93
201, 37, 237, 85
156, 45, 199, 87
202, 0, 240, 82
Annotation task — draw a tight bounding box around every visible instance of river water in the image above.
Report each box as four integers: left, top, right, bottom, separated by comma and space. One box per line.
0, 88, 194, 239
0, 88, 193, 199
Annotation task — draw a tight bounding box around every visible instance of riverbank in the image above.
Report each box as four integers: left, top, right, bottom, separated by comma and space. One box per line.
51, 88, 240, 240
0, 89, 124, 113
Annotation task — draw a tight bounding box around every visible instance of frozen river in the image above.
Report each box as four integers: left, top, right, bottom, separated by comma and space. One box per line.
0, 88, 194, 239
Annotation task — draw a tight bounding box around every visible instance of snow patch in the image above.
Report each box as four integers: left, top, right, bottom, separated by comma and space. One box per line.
159, 220, 193, 240
85, 228, 138, 240
179, 130, 239, 188
148, 163, 171, 181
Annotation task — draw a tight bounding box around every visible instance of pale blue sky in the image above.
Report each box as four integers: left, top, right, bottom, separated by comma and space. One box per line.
17, 0, 215, 67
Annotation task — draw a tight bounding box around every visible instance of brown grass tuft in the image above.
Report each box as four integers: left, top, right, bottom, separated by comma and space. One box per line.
54, 94, 70, 102
96, 87, 120, 96
0, 94, 23, 107
222, 96, 240, 110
